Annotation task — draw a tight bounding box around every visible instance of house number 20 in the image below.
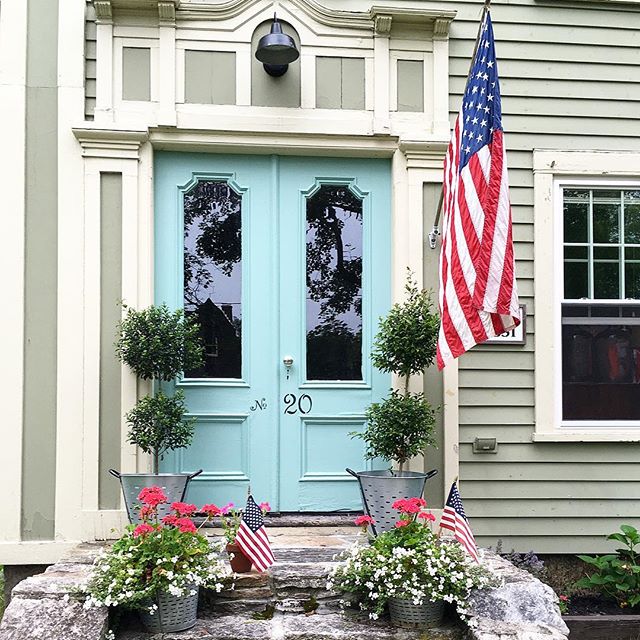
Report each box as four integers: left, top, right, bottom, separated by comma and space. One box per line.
283, 393, 313, 415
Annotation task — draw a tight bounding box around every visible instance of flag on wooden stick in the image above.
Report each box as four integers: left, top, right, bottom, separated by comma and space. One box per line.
235, 495, 275, 572
439, 481, 479, 563
437, 9, 520, 369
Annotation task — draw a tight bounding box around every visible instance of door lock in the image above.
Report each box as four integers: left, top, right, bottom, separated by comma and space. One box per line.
283, 356, 294, 380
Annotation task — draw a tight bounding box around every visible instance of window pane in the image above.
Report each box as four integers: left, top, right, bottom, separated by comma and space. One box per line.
183, 180, 242, 378
592, 203, 620, 244
562, 319, 640, 420
593, 246, 619, 260
593, 262, 619, 298
564, 262, 588, 298
564, 189, 589, 201
306, 185, 363, 380
625, 263, 640, 299
624, 190, 640, 203
563, 202, 588, 243
564, 246, 588, 260
625, 203, 640, 243
627, 247, 640, 261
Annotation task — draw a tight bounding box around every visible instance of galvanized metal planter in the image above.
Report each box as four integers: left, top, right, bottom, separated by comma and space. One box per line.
388, 597, 444, 629
346, 468, 438, 534
109, 469, 202, 524
139, 585, 199, 633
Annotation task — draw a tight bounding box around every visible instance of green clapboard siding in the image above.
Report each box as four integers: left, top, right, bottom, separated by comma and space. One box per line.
417, 0, 640, 552
98, 174, 123, 510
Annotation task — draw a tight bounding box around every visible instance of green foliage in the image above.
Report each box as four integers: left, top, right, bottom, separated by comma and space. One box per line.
575, 525, 640, 609
116, 304, 204, 381
362, 390, 436, 467
353, 272, 439, 470
126, 390, 195, 472
371, 269, 439, 383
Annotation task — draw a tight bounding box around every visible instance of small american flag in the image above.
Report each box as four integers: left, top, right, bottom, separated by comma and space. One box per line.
437, 9, 520, 369
235, 495, 275, 572
440, 481, 479, 563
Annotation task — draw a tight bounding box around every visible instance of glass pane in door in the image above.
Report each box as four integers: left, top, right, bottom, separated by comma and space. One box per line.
183, 180, 242, 378
305, 184, 363, 380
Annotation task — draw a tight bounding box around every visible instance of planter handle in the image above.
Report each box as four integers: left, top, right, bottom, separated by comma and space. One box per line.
188, 469, 203, 480
108, 469, 121, 479
345, 468, 358, 478
425, 469, 438, 480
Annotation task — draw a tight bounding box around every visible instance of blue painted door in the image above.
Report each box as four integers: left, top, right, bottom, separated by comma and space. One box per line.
155, 153, 390, 512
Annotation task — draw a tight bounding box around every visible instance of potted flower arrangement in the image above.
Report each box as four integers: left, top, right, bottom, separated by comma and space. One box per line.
84, 486, 232, 633
328, 498, 494, 629
110, 304, 205, 522
203, 501, 272, 573
349, 271, 439, 533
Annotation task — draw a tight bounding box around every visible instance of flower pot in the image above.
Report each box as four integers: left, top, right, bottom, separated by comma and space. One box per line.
109, 469, 202, 524
346, 468, 438, 534
139, 585, 199, 633
388, 596, 444, 630
226, 542, 253, 573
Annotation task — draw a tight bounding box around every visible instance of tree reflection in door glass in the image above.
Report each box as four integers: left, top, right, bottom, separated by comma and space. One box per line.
306, 185, 363, 380
183, 180, 242, 378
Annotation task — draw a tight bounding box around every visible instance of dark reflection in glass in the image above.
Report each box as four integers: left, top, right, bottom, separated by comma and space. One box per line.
306, 184, 363, 380
183, 180, 242, 378
562, 304, 640, 420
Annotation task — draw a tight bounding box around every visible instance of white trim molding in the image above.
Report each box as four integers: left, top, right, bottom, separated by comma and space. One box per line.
533, 149, 640, 442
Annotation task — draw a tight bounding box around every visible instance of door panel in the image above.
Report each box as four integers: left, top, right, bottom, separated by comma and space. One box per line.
154, 153, 390, 511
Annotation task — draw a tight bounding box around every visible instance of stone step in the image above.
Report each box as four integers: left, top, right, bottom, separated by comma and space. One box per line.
115, 611, 465, 640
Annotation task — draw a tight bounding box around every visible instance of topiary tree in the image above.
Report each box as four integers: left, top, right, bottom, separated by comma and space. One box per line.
355, 270, 439, 474
116, 304, 204, 473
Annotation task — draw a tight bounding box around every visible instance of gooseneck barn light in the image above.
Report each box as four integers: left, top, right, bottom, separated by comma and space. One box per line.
255, 14, 300, 77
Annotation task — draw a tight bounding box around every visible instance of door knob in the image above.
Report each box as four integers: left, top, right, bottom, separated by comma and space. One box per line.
283, 356, 293, 380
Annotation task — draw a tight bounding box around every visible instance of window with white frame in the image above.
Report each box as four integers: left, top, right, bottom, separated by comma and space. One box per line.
561, 186, 640, 421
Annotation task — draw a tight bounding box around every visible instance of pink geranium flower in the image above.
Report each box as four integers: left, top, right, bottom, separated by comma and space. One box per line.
395, 520, 409, 528
354, 515, 375, 527
259, 502, 271, 513
138, 486, 167, 508
175, 517, 197, 534
133, 523, 154, 537
171, 502, 197, 516
418, 512, 436, 522
162, 514, 179, 526
201, 503, 222, 517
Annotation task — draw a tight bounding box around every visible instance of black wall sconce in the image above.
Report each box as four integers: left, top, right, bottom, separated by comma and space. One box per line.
255, 14, 300, 77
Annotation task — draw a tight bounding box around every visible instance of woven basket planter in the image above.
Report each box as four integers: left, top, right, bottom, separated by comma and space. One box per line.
388, 597, 444, 630
139, 585, 199, 633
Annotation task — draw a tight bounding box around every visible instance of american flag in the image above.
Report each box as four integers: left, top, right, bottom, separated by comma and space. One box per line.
440, 481, 479, 563
437, 10, 520, 370
235, 495, 275, 572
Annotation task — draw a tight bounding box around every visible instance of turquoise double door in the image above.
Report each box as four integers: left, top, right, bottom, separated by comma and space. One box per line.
155, 153, 390, 512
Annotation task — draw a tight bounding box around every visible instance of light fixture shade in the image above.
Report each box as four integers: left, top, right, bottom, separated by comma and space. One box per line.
255, 17, 300, 66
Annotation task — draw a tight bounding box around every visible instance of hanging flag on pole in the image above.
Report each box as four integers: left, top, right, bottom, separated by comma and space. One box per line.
439, 481, 479, 563
437, 7, 520, 370
235, 495, 275, 572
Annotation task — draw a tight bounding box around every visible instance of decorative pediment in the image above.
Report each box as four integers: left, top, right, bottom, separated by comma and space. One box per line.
96, 0, 456, 35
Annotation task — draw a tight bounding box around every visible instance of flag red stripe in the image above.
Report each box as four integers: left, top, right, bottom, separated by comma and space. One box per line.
235, 522, 274, 572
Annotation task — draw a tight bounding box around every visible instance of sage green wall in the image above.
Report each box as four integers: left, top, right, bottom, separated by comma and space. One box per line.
185, 50, 236, 105
416, 0, 640, 553
22, 0, 59, 541
122, 47, 151, 102
316, 57, 366, 110
99, 174, 123, 510
397, 60, 423, 112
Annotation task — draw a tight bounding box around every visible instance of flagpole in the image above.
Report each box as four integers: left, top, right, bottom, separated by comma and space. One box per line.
428, 0, 492, 250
